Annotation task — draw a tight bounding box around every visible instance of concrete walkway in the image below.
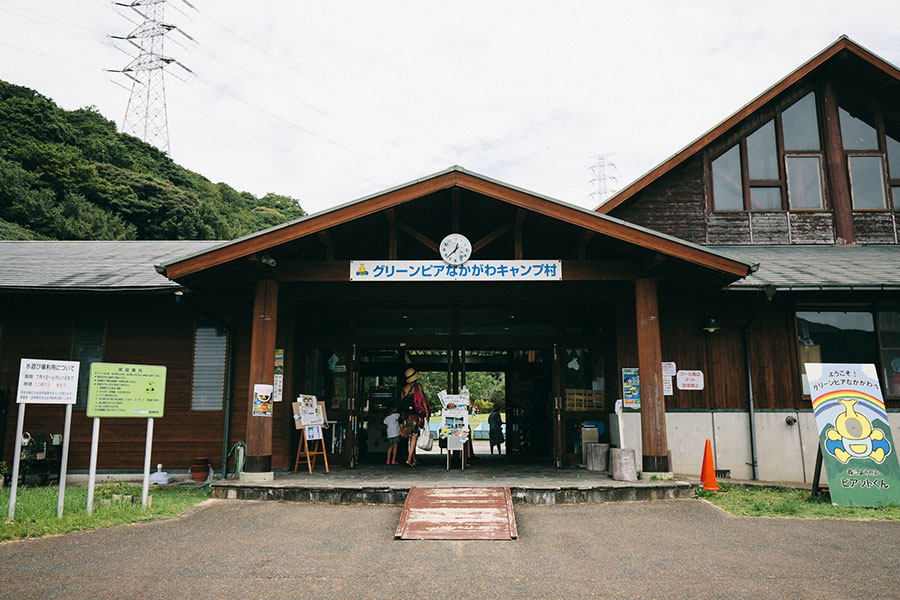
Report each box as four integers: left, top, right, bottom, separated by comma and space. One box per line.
2, 499, 898, 599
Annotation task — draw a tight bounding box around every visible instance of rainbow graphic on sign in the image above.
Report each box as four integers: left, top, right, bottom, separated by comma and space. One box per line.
805, 363, 900, 507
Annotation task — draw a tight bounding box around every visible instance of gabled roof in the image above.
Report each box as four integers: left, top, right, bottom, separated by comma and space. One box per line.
161, 166, 751, 280
0, 241, 219, 292
715, 245, 900, 291
596, 36, 900, 215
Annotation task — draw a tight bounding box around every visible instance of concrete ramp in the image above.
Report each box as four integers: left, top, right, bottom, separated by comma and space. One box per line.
395, 487, 517, 540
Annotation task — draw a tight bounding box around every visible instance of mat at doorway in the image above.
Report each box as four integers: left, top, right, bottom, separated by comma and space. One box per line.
395, 486, 517, 540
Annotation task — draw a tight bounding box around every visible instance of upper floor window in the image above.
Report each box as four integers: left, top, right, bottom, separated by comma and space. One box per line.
711, 92, 824, 211
839, 101, 900, 210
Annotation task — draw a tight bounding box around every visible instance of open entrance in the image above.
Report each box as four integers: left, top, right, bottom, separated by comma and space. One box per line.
354, 348, 554, 467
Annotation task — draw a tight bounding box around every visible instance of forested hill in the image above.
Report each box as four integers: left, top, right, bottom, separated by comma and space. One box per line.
0, 80, 305, 241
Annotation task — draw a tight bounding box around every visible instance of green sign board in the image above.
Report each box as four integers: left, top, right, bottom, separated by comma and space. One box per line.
87, 362, 166, 418
805, 363, 900, 507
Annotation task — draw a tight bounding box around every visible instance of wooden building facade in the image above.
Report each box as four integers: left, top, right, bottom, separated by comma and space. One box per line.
1, 37, 899, 483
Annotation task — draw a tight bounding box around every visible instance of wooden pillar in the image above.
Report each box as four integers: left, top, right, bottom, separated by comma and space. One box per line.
635, 278, 669, 472
820, 79, 855, 245
244, 279, 278, 476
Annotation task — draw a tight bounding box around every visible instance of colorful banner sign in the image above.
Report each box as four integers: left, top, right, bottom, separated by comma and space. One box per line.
622, 368, 640, 409
805, 363, 900, 506
17, 358, 80, 405
87, 363, 166, 418
350, 260, 562, 282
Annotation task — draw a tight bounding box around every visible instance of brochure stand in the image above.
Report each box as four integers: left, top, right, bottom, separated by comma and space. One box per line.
293, 426, 329, 474
292, 397, 329, 474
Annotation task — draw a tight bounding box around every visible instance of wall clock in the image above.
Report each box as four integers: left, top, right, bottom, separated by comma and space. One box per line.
439, 233, 472, 266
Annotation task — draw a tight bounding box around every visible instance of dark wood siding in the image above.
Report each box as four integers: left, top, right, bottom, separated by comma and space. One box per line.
654, 288, 804, 411
0, 293, 255, 471
610, 157, 707, 245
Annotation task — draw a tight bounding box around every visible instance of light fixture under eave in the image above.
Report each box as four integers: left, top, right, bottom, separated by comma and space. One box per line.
260, 254, 277, 267
702, 318, 720, 333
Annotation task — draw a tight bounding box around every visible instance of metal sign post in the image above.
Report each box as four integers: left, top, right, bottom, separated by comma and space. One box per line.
8, 359, 79, 521
86, 362, 167, 514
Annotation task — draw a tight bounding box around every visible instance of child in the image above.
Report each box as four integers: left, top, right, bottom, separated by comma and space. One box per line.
383, 404, 401, 465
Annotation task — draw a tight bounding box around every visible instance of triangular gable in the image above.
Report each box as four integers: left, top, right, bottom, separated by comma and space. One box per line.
596, 36, 900, 215
161, 166, 751, 280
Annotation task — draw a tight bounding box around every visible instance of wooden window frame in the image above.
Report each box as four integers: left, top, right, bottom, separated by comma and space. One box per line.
709, 91, 827, 213
837, 93, 900, 211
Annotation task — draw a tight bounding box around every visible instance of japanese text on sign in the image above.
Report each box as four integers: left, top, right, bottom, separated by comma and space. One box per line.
17, 359, 80, 405
676, 370, 704, 390
350, 260, 562, 282
87, 363, 166, 418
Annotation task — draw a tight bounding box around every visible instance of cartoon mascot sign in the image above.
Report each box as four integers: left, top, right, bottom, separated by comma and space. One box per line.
806, 363, 900, 506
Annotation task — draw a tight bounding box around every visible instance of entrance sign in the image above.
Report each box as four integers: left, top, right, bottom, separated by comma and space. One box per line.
622, 368, 640, 408
85, 362, 168, 514
9, 359, 80, 521
350, 260, 562, 282
805, 363, 900, 507
87, 363, 166, 418
676, 370, 704, 390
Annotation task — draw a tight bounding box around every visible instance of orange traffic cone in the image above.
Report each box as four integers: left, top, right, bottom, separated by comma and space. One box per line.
700, 439, 721, 492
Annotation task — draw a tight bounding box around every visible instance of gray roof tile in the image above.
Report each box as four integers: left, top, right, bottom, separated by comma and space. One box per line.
0, 241, 220, 291
712, 245, 900, 290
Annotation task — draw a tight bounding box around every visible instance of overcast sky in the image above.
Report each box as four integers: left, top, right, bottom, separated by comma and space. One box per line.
1, 1, 899, 214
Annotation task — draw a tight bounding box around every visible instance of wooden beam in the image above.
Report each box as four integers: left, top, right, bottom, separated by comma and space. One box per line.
515, 209, 526, 259
317, 231, 335, 261
635, 278, 668, 473
245, 279, 278, 473
456, 175, 751, 278
396, 218, 439, 252
385, 209, 398, 260
821, 79, 856, 244
575, 231, 594, 260
472, 221, 513, 254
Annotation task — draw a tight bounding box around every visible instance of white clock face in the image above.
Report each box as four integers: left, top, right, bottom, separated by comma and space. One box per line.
439, 233, 472, 265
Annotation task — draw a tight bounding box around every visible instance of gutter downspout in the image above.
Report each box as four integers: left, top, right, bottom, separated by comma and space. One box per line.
221, 326, 235, 480
741, 284, 775, 481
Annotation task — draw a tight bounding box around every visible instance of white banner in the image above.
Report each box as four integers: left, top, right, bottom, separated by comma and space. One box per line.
17, 358, 80, 404
351, 260, 562, 282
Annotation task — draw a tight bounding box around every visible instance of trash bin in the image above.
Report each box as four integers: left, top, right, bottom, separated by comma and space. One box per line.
580, 425, 599, 465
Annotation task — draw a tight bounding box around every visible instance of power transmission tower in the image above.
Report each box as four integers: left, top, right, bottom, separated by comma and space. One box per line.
589, 154, 618, 205
108, 0, 195, 155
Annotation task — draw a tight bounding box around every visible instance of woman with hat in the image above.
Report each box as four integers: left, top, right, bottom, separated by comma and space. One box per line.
400, 368, 430, 467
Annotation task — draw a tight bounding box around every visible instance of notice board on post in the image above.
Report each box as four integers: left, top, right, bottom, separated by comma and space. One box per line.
805, 363, 900, 507
87, 363, 166, 418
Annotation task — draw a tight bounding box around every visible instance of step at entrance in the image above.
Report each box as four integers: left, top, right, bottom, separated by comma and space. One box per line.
395, 487, 517, 540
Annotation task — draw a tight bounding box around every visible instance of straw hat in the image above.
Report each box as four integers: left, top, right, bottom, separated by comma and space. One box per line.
404, 368, 419, 382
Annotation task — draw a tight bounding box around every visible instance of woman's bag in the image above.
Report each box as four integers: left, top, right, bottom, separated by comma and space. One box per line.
417, 426, 433, 450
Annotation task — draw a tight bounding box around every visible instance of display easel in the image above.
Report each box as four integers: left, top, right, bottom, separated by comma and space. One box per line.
439, 388, 470, 471
292, 398, 330, 474
294, 426, 329, 474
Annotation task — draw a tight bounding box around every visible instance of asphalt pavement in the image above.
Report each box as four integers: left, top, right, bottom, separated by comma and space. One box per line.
1, 498, 898, 599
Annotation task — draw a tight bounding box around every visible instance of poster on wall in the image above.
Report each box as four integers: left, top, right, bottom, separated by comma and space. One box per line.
676, 370, 704, 391
252, 384, 273, 417
622, 368, 640, 409
273, 349, 284, 402
805, 363, 900, 507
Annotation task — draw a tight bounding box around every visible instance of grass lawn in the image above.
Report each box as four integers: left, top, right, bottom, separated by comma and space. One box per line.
1, 481, 210, 543
698, 483, 900, 520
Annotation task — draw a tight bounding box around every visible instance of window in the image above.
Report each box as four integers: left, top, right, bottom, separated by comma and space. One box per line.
191, 321, 228, 411
839, 101, 899, 210
72, 320, 105, 410
711, 92, 824, 211
796, 310, 900, 397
